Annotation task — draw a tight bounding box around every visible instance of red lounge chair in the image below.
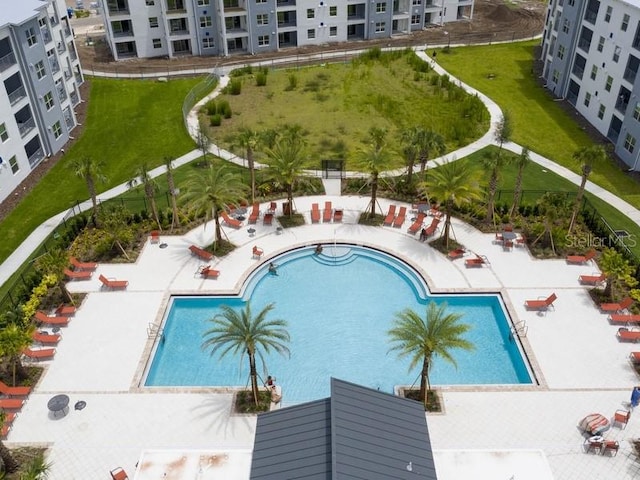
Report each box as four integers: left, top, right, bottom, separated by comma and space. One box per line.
267, 201, 277, 214
35, 311, 69, 326
98, 274, 129, 290
2, 412, 16, 438
221, 211, 242, 229
617, 328, 640, 342
150, 231, 160, 244
448, 248, 465, 260
422, 217, 440, 237
253, 246, 264, 259
32, 331, 61, 345
393, 206, 407, 228
310, 203, 320, 223
189, 245, 213, 261
566, 249, 596, 264
630, 352, 640, 364
609, 314, 640, 325
333, 209, 343, 223
110, 467, 129, 480
55, 304, 76, 316
63, 268, 92, 280
524, 293, 557, 310
383, 205, 396, 226
579, 273, 606, 285
248, 203, 260, 224
0, 399, 23, 410
515, 235, 526, 247
600, 296, 633, 313
408, 213, 427, 235
263, 213, 274, 225
428, 205, 443, 218
199, 266, 220, 279
465, 255, 487, 268
323, 201, 332, 223
69, 256, 98, 271
0, 380, 30, 397
23, 347, 55, 361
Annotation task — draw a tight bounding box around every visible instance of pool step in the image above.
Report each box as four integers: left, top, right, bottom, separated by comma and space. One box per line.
312, 247, 358, 266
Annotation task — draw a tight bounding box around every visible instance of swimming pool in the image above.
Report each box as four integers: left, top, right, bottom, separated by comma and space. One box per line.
144, 245, 533, 404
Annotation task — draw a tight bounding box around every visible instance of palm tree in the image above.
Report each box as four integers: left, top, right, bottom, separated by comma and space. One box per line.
0, 323, 33, 387
388, 301, 473, 409
163, 156, 180, 230
265, 136, 308, 217
509, 146, 531, 218
202, 302, 290, 406
531, 192, 571, 256
128, 162, 161, 230
568, 145, 608, 233
69, 156, 107, 226
34, 248, 73, 304
599, 247, 638, 300
481, 149, 512, 223
416, 129, 446, 175
400, 129, 419, 187
360, 127, 392, 219
422, 160, 482, 248
181, 165, 247, 246
233, 128, 261, 204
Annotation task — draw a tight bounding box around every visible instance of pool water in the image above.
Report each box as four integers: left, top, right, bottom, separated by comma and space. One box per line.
144, 245, 532, 404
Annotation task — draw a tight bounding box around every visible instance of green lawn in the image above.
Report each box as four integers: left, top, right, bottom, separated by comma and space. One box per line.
0, 77, 201, 263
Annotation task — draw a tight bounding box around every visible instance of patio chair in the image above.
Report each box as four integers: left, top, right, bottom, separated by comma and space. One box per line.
323, 201, 333, 223
98, 274, 129, 290
584, 436, 604, 454
63, 268, 92, 280
35, 311, 69, 326
515, 234, 526, 247
422, 217, 440, 238
333, 208, 343, 223
248, 203, 260, 224
612, 409, 631, 429
524, 293, 557, 310
428, 205, 443, 218
310, 203, 320, 224
579, 273, 606, 286
0, 380, 30, 397
0, 399, 24, 410
600, 296, 634, 313
629, 352, 640, 364
69, 256, 98, 271
221, 211, 242, 229
110, 467, 129, 480
55, 304, 76, 316
267, 201, 277, 214
253, 246, 264, 259
566, 249, 596, 264
188, 245, 213, 261
617, 327, 640, 342
602, 440, 620, 456
448, 248, 465, 260
609, 314, 640, 325
465, 255, 488, 268
263, 212, 274, 225
150, 231, 160, 244
393, 206, 407, 228
199, 266, 220, 279
32, 331, 61, 345
407, 212, 426, 235
383, 205, 396, 226
22, 347, 56, 361
494, 232, 504, 244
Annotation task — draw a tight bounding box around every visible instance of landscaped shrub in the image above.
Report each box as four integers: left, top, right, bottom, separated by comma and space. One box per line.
228, 79, 242, 95
256, 70, 268, 87
210, 114, 222, 126
217, 99, 232, 119
230, 65, 253, 77
286, 73, 298, 91
205, 99, 217, 115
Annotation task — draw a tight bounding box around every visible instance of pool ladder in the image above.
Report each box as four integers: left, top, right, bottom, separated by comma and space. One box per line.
147, 323, 164, 342
509, 320, 528, 339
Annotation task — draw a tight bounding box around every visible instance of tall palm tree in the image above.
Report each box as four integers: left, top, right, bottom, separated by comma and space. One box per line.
128, 162, 161, 230
0, 323, 33, 387
181, 165, 247, 246
233, 128, 261, 203
163, 156, 180, 230
388, 301, 473, 409
568, 145, 607, 233
400, 127, 420, 187
265, 136, 308, 216
202, 302, 290, 405
481, 149, 512, 223
69, 156, 107, 226
416, 129, 446, 175
509, 146, 531, 218
599, 247, 638, 300
422, 160, 482, 248
360, 126, 392, 219
531, 192, 571, 255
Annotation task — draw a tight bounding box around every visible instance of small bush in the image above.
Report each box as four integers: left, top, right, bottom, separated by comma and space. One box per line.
230, 65, 253, 77
205, 99, 217, 115
210, 114, 222, 126
286, 73, 298, 91
218, 99, 232, 118
229, 78, 242, 95
256, 71, 268, 87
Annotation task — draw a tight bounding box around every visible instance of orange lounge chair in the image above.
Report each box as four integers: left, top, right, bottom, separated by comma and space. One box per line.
253, 246, 264, 259
0, 399, 24, 410
428, 205, 443, 218
23, 347, 56, 361
609, 314, 640, 325
407, 212, 427, 235
524, 293, 557, 310
150, 231, 160, 244
98, 274, 129, 290
1, 413, 16, 438
63, 268, 92, 280
267, 201, 277, 214
263, 213, 274, 225
199, 266, 220, 279
221, 211, 242, 229
600, 296, 633, 313
383, 205, 396, 226
422, 217, 440, 237
248, 203, 260, 224
579, 273, 606, 285
448, 248, 465, 260
55, 304, 76, 316
110, 467, 129, 480
189, 245, 213, 261
566, 249, 596, 264
333, 209, 343, 223
323, 201, 332, 223
617, 328, 640, 342
465, 255, 487, 268
0, 380, 30, 397
629, 352, 640, 364
35, 311, 69, 326
32, 331, 61, 345
310, 203, 320, 223
69, 256, 98, 271
393, 206, 407, 228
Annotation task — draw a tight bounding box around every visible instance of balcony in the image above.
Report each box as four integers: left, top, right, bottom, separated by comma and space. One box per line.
18, 117, 36, 137
615, 97, 629, 114
75, 72, 83, 85
0, 51, 16, 72
624, 67, 638, 84
41, 27, 52, 44
27, 147, 44, 168
70, 91, 79, 105
8, 86, 26, 105
68, 45, 78, 60
277, 0, 296, 5
57, 42, 65, 53
63, 25, 71, 37
57, 86, 67, 102
578, 38, 591, 53
64, 69, 72, 80
107, 0, 130, 15
584, 9, 597, 24
572, 65, 584, 79
166, 0, 186, 13
64, 114, 74, 130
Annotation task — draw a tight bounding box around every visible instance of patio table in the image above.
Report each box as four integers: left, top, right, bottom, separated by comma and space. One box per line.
48, 394, 70, 418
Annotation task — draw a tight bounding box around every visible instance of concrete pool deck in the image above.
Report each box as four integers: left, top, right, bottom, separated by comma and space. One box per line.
8, 195, 640, 479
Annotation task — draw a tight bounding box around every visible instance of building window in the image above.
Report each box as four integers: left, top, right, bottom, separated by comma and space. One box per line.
146, 0, 155, 5
307, 8, 314, 19
44, 91, 54, 110
568, 0, 574, 5
153, 38, 162, 48
622, 13, 630, 32
330, 6, 337, 16
557, 45, 565, 59
26, 27, 37, 46
590, 65, 598, 80
200, 16, 212, 27
197, 0, 209, 5
413, 0, 421, 4
634, 102, 640, 120
52, 121, 62, 139
0, 123, 7, 142
552, 69, 559, 83
584, 92, 591, 106
605, 75, 613, 91
149, 17, 158, 28
375, 22, 386, 33
376, 2, 386, 13
598, 104, 606, 119
605, 6, 612, 22
411, 15, 420, 25
9, 156, 18, 174
597, 36, 605, 52
256, 0, 266, 3
613, 46, 621, 62
35, 60, 46, 79
330, 26, 337, 36
307, 28, 315, 39
257, 13, 268, 25
258, 35, 269, 46
625, 133, 636, 153
562, 19, 570, 33
202, 37, 214, 48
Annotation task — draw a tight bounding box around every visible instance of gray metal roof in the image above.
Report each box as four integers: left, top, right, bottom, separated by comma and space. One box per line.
0, 0, 46, 28
250, 378, 437, 480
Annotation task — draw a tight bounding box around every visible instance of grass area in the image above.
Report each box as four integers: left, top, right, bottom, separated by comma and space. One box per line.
209, 51, 489, 170
0, 76, 201, 264
435, 40, 640, 208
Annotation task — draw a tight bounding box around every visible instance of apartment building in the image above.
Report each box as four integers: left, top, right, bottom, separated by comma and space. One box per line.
541, 0, 640, 170
0, 0, 83, 203
100, 0, 474, 60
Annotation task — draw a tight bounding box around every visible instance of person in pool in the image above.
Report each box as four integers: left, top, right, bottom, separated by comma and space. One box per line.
269, 262, 278, 275
315, 244, 323, 255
